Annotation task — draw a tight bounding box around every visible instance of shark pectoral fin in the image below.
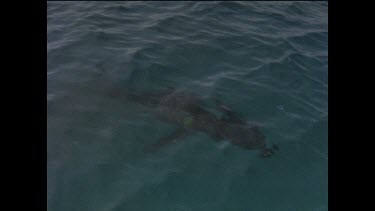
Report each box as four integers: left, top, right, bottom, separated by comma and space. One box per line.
220, 110, 247, 125
144, 128, 190, 153
214, 99, 247, 125
221, 113, 247, 125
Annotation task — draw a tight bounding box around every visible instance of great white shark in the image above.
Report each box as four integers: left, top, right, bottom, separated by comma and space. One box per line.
108, 86, 278, 157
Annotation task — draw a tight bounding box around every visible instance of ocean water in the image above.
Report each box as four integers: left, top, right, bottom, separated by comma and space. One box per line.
47, 1, 328, 211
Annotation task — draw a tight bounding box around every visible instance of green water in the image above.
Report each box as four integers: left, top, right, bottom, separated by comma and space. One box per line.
48, 1, 328, 211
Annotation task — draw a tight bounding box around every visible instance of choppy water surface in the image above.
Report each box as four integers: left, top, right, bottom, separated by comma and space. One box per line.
47, 1, 328, 211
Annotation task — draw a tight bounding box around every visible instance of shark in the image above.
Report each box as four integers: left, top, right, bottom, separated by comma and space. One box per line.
108, 86, 278, 157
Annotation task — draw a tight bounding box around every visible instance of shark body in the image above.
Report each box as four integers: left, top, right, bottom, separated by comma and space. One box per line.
110, 87, 277, 157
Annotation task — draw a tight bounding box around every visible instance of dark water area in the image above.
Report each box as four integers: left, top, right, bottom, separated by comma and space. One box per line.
47, 1, 328, 211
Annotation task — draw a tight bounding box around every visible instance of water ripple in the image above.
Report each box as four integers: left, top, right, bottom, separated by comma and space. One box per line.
48, 2, 327, 211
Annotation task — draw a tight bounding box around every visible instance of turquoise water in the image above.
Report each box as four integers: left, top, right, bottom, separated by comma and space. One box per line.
47, 1, 328, 211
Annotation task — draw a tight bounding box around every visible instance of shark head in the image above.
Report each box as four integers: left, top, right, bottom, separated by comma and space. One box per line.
220, 123, 267, 150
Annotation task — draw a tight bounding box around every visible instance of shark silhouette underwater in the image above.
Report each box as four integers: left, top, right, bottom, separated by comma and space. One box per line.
109, 86, 278, 157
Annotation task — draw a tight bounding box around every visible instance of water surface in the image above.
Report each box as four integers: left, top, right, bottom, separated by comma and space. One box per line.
47, 2, 328, 211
